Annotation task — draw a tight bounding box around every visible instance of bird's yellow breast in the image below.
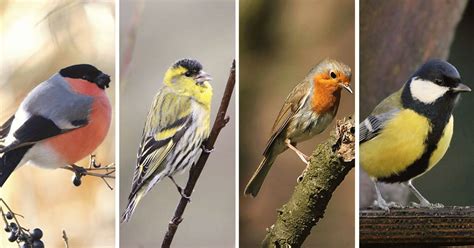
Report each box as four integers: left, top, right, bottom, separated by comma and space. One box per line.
361, 109, 432, 179
429, 115, 453, 171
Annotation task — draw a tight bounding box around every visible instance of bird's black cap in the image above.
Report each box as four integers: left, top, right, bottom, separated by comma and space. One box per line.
412, 59, 461, 87
173, 59, 203, 74
59, 64, 110, 89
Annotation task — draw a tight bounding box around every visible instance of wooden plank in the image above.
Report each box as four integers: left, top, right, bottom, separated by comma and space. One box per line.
360, 206, 474, 246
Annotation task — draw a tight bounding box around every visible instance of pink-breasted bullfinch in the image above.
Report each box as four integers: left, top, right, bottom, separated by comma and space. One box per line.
0, 64, 112, 186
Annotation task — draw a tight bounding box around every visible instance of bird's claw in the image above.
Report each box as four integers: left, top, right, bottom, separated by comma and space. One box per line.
201, 144, 214, 154
410, 201, 444, 209
372, 199, 402, 212
177, 187, 191, 203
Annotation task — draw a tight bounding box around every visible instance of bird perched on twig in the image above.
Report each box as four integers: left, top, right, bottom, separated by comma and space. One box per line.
360, 59, 471, 210
121, 58, 213, 223
0, 64, 112, 186
244, 58, 352, 197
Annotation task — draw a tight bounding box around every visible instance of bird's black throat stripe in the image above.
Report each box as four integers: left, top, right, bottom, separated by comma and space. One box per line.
378, 85, 456, 183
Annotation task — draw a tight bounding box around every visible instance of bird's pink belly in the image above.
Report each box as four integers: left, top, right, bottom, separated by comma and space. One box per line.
48, 98, 111, 164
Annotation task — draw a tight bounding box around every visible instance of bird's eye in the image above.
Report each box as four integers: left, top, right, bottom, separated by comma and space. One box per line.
184, 71, 192, 77
330, 71, 337, 79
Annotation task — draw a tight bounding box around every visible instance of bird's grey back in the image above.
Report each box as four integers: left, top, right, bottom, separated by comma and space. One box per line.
21, 73, 93, 127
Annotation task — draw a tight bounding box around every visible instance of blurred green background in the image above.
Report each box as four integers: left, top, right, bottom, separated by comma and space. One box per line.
119, 0, 235, 247
417, 2, 474, 205
239, 0, 355, 247
0, 0, 115, 247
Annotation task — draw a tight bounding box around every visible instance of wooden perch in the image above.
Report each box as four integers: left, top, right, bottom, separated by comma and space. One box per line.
161, 60, 235, 248
262, 117, 355, 247
360, 206, 474, 246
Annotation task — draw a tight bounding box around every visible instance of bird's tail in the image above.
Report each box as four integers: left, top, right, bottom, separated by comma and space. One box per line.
121, 191, 144, 223
0, 145, 32, 187
244, 155, 276, 197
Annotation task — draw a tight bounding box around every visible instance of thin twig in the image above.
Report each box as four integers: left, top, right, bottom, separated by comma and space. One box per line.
62, 230, 69, 248
61, 155, 115, 190
161, 60, 235, 248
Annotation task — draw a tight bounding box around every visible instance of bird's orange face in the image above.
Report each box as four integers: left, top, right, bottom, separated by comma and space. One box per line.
313, 69, 352, 94
311, 68, 352, 114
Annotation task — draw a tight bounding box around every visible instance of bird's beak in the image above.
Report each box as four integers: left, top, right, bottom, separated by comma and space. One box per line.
339, 82, 353, 94
95, 73, 111, 89
196, 71, 212, 85
451, 83, 471, 93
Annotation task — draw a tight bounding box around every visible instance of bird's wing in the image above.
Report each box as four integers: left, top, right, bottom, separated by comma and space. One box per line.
263, 80, 311, 155
360, 89, 403, 143
129, 89, 193, 198
0, 116, 14, 140
1, 77, 93, 153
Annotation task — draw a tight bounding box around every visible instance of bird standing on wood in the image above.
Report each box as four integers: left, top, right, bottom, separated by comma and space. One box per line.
244, 58, 352, 197
121, 58, 213, 223
0, 64, 112, 186
360, 59, 470, 210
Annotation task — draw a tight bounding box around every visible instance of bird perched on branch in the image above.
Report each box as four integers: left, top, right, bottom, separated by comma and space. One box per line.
0, 64, 112, 186
121, 58, 213, 223
244, 58, 352, 197
360, 59, 471, 210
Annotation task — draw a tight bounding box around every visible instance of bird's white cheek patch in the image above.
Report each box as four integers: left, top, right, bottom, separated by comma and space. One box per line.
410, 78, 449, 104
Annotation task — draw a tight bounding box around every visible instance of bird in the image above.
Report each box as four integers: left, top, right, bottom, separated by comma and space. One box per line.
360, 59, 471, 210
244, 58, 352, 197
0, 64, 112, 186
121, 58, 213, 223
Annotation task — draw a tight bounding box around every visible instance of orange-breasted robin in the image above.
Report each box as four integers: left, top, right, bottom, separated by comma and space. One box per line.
244, 58, 352, 197
0, 64, 112, 186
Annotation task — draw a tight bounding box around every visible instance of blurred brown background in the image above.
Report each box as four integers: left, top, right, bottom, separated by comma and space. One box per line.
119, 0, 235, 247
239, 0, 355, 247
0, 0, 115, 247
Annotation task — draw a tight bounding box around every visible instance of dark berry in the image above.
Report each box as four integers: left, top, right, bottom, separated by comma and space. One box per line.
5, 212, 13, 220
32, 240, 44, 248
73, 175, 82, 186
31, 228, 43, 240
21, 243, 32, 248
8, 232, 17, 242
4, 226, 11, 232
9, 222, 17, 230
18, 233, 27, 241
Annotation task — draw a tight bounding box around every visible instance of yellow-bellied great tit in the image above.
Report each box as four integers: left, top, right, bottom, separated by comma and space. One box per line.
360, 59, 471, 210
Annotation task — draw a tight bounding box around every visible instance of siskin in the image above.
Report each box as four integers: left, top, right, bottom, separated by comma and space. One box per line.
121, 58, 212, 222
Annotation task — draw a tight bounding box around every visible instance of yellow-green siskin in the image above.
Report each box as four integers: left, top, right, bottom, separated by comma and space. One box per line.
121, 58, 212, 223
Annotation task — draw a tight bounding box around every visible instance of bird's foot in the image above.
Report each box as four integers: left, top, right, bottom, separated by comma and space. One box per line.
410, 201, 444, 209
201, 144, 214, 154
169, 176, 191, 202
177, 187, 191, 203
372, 199, 401, 212
285, 139, 310, 165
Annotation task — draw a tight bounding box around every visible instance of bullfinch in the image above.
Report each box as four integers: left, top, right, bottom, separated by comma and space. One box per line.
0, 64, 112, 186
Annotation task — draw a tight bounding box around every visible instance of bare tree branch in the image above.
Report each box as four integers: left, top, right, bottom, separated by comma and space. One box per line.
161, 59, 235, 248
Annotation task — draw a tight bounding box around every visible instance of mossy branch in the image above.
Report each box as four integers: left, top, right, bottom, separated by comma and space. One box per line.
262, 117, 355, 247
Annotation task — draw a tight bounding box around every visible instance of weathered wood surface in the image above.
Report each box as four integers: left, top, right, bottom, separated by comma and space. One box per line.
360, 206, 474, 247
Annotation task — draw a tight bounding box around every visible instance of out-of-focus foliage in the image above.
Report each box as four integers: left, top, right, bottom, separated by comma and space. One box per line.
119, 0, 235, 247
239, 0, 355, 247
0, 0, 115, 247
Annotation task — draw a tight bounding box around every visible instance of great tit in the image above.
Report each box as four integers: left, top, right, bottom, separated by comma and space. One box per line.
360, 59, 471, 210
